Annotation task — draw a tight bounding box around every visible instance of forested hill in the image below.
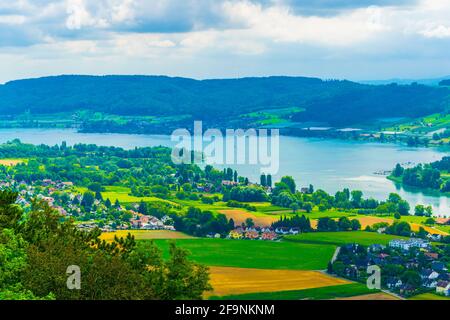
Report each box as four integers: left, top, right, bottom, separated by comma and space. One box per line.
0, 75, 449, 126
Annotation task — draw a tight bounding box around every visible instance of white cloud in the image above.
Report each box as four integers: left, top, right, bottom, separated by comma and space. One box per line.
0, 0, 450, 82
0, 14, 26, 24
420, 25, 450, 38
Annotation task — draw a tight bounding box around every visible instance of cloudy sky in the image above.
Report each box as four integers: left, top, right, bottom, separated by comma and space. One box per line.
0, 0, 449, 83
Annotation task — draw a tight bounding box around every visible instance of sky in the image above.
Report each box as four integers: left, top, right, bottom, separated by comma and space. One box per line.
0, 0, 450, 83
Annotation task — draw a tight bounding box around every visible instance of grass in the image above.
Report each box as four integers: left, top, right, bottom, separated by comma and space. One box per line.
76, 186, 178, 205
435, 225, 450, 233
147, 238, 336, 270
100, 230, 194, 241
210, 283, 376, 300
284, 231, 408, 246
206, 267, 350, 298
409, 293, 450, 300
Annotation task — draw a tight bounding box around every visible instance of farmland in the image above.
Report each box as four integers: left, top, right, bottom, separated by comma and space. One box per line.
0, 158, 26, 166
147, 238, 336, 270
206, 267, 349, 297
100, 230, 194, 241
210, 283, 375, 300
284, 231, 408, 246
336, 293, 400, 300
218, 209, 282, 227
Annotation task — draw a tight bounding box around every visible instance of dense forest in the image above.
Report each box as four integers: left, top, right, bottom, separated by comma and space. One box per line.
1, 75, 449, 128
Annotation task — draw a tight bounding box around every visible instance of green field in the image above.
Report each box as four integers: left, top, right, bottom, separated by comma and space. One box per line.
147, 238, 336, 270
285, 231, 407, 246
409, 293, 450, 300
210, 283, 376, 300
76, 186, 178, 205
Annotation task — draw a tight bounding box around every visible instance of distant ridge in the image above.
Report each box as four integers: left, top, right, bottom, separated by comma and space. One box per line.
359, 75, 450, 86
0, 75, 449, 127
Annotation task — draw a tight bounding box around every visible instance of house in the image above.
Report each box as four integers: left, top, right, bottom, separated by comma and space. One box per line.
399, 284, 415, 296
275, 227, 290, 235
420, 269, 439, 281
386, 278, 403, 290
368, 244, 385, 252
423, 279, 439, 289
427, 234, 442, 242
344, 265, 359, 279
261, 231, 277, 241
436, 281, 450, 296
164, 225, 176, 231
222, 180, 238, 186
228, 229, 244, 240
300, 187, 310, 194
42, 179, 54, 186
431, 261, 448, 273
424, 252, 439, 260
245, 230, 259, 240
388, 238, 430, 251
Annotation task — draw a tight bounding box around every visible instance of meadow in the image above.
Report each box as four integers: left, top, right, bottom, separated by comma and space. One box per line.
210, 283, 376, 300
76, 186, 178, 205
146, 238, 336, 270
206, 266, 349, 297
409, 293, 450, 300
284, 231, 408, 246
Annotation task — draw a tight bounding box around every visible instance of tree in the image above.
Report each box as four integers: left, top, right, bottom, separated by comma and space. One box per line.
397, 200, 410, 215
266, 175, 272, 188
392, 164, 404, 177
302, 202, 312, 213
401, 271, 421, 288
388, 193, 402, 204
414, 205, 425, 216
0, 191, 21, 229
350, 219, 361, 231
245, 218, 255, 228
87, 182, 103, 193
81, 192, 95, 210
0, 191, 212, 300
281, 176, 296, 194
338, 217, 352, 231
95, 191, 103, 201
260, 174, 267, 187
138, 201, 148, 215
350, 190, 363, 208
290, 202, 300, 214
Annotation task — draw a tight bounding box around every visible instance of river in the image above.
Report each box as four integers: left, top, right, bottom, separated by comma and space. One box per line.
0, 128, 448, 216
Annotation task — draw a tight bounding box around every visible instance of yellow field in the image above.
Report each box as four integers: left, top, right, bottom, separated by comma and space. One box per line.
218, 209, 280, 227
410, 223, 448, 236
0, 159, 25, 166
354, 216, 448, 236
206, 266, 350, 297
100, 230, 194, 241
336, 293, 400, 300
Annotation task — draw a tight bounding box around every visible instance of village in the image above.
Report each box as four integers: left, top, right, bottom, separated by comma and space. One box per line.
0, 178, 175, 234
331, 238, 450, 297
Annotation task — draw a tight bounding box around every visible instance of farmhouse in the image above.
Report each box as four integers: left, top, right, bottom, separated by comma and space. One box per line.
436, 281, 450, 296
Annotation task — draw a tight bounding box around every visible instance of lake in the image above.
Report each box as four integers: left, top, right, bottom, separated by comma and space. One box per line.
0, 128, 448, 216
